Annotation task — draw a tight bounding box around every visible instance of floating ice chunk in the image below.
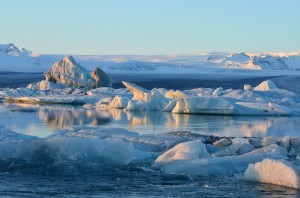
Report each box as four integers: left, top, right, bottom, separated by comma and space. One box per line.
165, 90, 187, 99
223, 88, 233, 94
154, 139, 210, 166
245, 159, 300, 189
87, 87, 129, 97
278, 136, 291, 151
213, 143, 242, 157
238, 144, 255, 155
0, 88, 38, 98
213, 138, 254, 155
244, 84, 252, 91
153, 143, 288, 175
291, 138, 300, 148
0, 138, 133, 166
231, 138, 250, 145
109, 96, 129, 109
90, 67, 112, 88
262, 136, 277, 147
212, 87, 223, 96
27, 80, 66, 90
122, 82, 169, 111
288, 137, 300, 158
244, 144, 287, 157
206, 144, 219, 154
5, 95, 93, 105
213, 138, 232, 148
171, 97, 239, 114
146, 88, 170, 110
281, 98, 296, 105
235, 102, 292, 116
122, 81, 149, 101
0, 127, 38, 141
163, 100, 177, 112
124, 100, 146, 111
254, 80, 278, 91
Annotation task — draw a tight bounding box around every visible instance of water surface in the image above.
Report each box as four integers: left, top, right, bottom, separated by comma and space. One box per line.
1, 103, 299, 138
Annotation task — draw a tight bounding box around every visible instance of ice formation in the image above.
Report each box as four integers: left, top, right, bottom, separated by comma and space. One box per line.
254, 79, 278, 91
27, 56, 111, 90
2, 122, 300, 180
91, 67, 112, 88
245, 159, 300, 189
0, 138, 133, 166
1, 71, 299, 115
154, 140, 210, 164
46, 56, 94, 88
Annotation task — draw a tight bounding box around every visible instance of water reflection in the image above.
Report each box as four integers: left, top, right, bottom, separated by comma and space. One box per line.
38, 107, 111, 128
0, 103, 299, 138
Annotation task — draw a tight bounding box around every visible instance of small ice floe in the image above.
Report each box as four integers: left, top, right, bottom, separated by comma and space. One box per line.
244, 84, 252, 91
212, 87, 223, 96
245, 159, 300, 189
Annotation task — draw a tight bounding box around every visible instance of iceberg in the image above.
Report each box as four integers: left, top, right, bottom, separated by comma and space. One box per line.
122, 81, 170, 111
254, 80, 278, 91
171, 97, 240, 114
27, 56, 111, 90
91, 67, 112, 88
46, 55, 94, 88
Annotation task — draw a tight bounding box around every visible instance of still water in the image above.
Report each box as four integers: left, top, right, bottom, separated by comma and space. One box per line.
0, 103, 299, 138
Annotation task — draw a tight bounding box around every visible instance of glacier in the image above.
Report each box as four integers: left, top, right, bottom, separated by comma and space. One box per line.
1, 43, 300, 73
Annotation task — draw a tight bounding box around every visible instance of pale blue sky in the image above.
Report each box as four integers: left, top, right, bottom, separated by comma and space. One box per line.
1, 0, 299, 55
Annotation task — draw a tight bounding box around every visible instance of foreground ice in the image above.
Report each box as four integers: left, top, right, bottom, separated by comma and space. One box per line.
245, 159, 300, 189
2, 124, 300, 179
153, 141, 288, 175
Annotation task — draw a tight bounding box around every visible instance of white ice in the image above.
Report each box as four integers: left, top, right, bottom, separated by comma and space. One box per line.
245, 159, 300, 189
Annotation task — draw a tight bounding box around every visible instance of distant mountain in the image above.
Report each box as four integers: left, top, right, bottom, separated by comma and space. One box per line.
208, 52, 300, 70
0, 43, 39, 57
0, 42, 299, 72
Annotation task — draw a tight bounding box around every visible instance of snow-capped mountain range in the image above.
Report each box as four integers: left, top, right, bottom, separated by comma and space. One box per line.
0, 43, 300, 73
0, 43, 39, 57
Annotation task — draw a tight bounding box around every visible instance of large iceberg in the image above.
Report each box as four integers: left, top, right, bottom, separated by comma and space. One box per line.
46, 55, 94, 88
28, 56, 111, 90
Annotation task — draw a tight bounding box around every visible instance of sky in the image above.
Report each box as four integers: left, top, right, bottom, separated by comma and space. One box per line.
1, 0, 299, 55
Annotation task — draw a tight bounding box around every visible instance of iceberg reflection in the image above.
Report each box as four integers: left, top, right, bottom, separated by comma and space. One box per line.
0, 103, 299, 138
